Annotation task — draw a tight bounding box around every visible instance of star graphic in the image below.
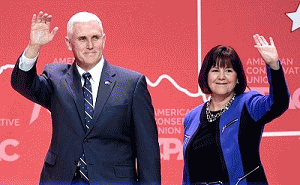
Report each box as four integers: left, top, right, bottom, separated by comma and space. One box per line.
286, 4, 300, 31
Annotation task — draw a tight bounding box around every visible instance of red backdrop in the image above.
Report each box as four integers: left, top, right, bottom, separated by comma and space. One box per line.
1, 0, 300, 184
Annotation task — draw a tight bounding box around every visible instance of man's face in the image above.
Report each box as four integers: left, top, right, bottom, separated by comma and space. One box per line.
66, 20, 106, 71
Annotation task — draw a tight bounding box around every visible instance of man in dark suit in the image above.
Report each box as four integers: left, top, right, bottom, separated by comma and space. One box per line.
11, 11, 161, 185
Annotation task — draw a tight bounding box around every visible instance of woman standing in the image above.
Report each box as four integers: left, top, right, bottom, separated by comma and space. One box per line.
182, 34, 289, 185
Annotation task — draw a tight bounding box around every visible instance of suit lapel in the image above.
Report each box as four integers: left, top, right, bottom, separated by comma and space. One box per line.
86, 60, 116, 136
64, 63, 86, 133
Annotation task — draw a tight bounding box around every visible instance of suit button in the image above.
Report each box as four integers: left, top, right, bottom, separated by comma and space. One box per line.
84, 139, 90, 143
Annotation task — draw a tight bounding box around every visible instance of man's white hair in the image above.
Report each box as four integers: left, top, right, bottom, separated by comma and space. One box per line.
67, 12, 104, 37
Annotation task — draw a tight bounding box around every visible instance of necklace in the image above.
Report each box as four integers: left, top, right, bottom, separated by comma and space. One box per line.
206, 93, 236, 122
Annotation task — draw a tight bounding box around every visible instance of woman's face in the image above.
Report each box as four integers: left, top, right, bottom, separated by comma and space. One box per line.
207, 65, 238, 97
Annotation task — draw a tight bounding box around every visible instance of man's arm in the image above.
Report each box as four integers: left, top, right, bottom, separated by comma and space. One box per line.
11, 11, 58, 108
132, 75, 161, 184
11, 55, 53, 109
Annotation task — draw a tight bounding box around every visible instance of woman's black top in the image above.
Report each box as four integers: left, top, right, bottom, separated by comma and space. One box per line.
186, 108, 230, 184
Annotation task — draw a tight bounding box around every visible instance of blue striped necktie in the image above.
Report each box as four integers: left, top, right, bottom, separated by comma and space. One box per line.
83, 72, 94, 130
78, 72, 94, 182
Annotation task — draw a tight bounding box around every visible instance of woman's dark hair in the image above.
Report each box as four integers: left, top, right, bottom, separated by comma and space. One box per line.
198, 45, 247, 95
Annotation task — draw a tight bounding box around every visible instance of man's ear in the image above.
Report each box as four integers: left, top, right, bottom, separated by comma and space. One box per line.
65, 36, 72, 51
102, 34, 106, 49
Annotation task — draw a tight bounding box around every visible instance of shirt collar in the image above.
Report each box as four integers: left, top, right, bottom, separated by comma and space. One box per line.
76, 55, 104, 83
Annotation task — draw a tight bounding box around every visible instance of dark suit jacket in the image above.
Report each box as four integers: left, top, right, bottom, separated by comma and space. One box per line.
11, 56, 161, 185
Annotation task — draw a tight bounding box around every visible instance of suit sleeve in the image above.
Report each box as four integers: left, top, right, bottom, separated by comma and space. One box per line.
132, 75, 161, 184
11, 55, 53, 109
246, 63, 290, 122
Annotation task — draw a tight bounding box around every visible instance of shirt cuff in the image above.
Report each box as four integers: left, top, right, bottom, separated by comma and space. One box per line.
19, 52, 38, 71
